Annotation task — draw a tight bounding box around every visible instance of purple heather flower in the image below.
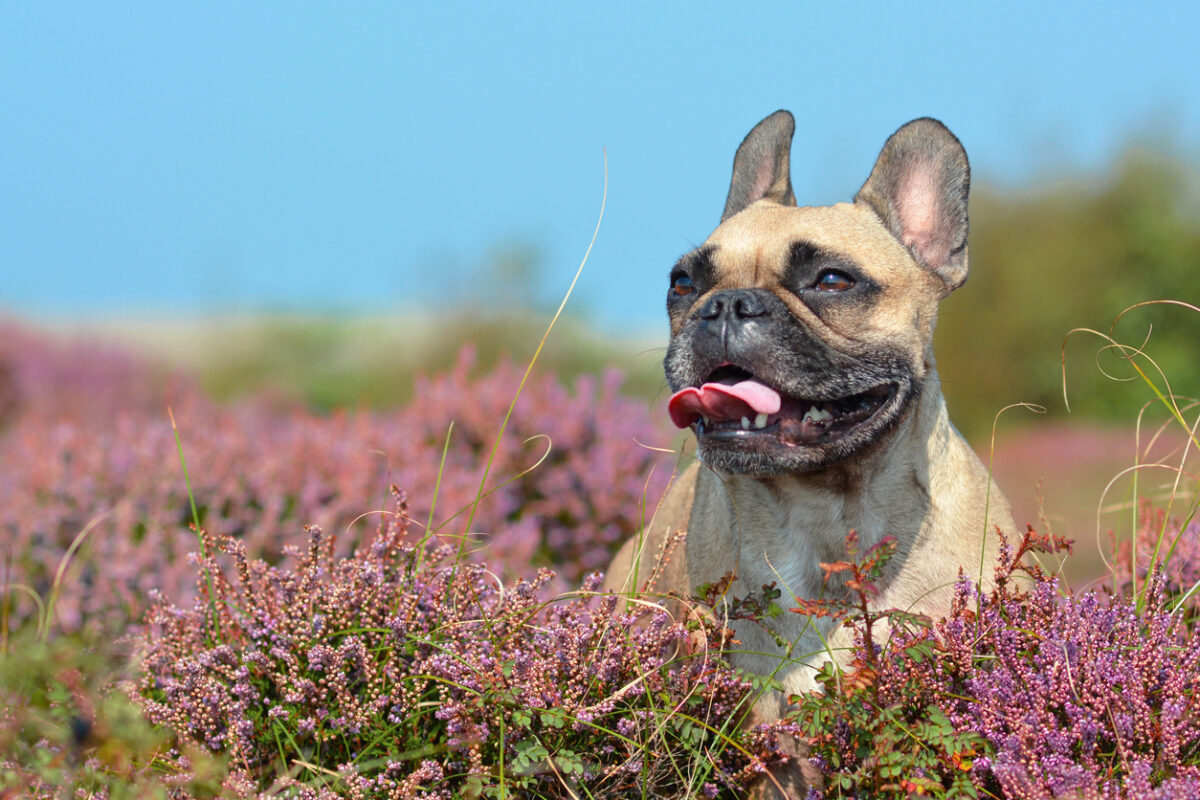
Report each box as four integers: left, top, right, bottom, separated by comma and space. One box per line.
133, 508, 799, 796
3, 331, 671, 638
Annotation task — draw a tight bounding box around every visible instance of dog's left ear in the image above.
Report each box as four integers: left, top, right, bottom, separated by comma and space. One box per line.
722, 110, 797, 222
856, 118, 970, 292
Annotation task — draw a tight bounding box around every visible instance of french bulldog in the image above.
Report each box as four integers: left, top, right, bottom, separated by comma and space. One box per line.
604, 110, 1017, 796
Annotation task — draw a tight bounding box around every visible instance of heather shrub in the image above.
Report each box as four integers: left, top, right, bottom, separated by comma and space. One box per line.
0, 318, 188, 423
790, 519, 1200, 798
0, 329, 669, 636
134, 496, 801, 799
7, 294, 1200, 799
1111, 500, 1200, 606
939, 570, 1200, 797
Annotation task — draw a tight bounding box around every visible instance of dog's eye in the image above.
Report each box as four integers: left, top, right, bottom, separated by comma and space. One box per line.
815, 270, 855, 292
672, 275, 694, 296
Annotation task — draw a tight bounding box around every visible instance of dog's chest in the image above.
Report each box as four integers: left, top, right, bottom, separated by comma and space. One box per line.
686, 465, 927, 695
690, 469, 905, 601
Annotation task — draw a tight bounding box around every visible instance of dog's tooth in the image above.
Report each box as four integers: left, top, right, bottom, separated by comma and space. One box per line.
754, 413, 768, 429
741, 416, 751, 430
803, 405, 833, 424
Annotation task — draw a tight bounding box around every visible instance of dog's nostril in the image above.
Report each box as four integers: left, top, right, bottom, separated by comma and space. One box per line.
699, 296, 724, 320
721, 289, 769, 319
733, 294, 766, 318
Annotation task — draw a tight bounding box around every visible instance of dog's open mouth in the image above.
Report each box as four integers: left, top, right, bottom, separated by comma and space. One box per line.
667, 366, 895, 446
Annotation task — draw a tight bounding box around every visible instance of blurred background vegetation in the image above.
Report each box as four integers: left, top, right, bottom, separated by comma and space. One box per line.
64, 138, 1190, 554
938, 143, 1200, 438
73, 139, 1197, 447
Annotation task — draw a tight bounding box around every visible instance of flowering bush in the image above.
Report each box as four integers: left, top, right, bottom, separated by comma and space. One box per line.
943, 573, 1200, 797
0, 326, 670, 636
7, 317, 1200, 798
1111, 500, 1200, 604
133, 495, 801, 799
791, 522, 1200, 799
0, 319, 187, 423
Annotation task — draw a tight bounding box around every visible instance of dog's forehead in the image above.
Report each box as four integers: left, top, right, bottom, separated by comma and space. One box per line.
703, 201, 910, 279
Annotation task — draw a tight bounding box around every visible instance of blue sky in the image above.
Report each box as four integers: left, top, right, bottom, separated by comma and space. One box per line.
3, 2, 1198, 331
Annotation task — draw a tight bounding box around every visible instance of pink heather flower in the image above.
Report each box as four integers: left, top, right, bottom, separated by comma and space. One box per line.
135, 506, 799, 796
2, 328, 671, 637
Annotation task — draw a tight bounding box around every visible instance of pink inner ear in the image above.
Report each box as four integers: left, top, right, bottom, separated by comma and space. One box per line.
896, 168, 949, 268
749, 158, 777, 205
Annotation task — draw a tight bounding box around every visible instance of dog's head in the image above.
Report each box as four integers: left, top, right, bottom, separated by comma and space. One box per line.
665, 110, 971, 475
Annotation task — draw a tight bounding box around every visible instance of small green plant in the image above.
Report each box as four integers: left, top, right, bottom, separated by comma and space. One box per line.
0, 627, 227, 799
786, 534, 990, 799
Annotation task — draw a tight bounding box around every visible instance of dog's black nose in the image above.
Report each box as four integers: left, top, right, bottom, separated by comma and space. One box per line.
699, 289, 769, 320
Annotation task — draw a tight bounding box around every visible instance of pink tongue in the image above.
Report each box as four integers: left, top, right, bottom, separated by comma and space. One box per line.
667, 379, 783, 429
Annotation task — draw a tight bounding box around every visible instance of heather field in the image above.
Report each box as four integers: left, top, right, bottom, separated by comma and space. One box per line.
2, 312, 1199, 799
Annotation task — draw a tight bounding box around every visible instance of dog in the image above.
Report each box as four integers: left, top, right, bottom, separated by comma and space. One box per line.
604, 110, 1017, 795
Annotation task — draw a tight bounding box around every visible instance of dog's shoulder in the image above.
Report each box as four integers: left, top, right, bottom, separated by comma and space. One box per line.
601, 460, 698, 600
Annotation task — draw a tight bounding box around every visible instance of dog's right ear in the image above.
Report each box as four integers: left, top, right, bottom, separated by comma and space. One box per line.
721, 110, 797, 222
